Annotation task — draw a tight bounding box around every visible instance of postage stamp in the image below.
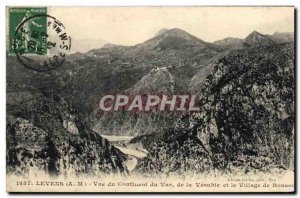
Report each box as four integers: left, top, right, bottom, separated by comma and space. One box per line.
9, 7, 47, 55
8, 7, 71, 71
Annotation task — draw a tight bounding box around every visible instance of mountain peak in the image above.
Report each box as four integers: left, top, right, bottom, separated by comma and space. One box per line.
244, 30, 275, 47
166, 28, 188, 33
160, 28, 195, 38
138, 28, 208, 50
249, 30, 261, 36
246, 31, 270, 39
154, 28, 207, 46
155, 28, 169, 36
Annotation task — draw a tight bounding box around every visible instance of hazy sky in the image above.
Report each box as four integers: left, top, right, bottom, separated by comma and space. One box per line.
49, 7, 294, 46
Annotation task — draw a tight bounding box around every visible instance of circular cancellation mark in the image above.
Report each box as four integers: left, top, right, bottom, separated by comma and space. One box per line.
13, 14, 71, 72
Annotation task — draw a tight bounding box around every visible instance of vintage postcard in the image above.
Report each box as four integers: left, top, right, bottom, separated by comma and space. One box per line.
6, 6, 295, 192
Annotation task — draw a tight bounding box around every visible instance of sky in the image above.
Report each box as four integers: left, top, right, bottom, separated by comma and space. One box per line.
49, 7, 294, 50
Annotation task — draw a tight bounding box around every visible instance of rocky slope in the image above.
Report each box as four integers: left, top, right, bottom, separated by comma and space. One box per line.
136, 41, 295, 175
243, 31, 276, 47
7, 84, 128, 177
125, 66, 175, 94
199, 41, 294, 170
189, 31, 294, 95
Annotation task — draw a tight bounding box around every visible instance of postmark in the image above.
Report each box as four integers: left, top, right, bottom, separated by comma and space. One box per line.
10, 8, 71, 71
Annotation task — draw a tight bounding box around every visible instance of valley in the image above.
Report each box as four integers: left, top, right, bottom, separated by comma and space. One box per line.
6, 27, 295, 177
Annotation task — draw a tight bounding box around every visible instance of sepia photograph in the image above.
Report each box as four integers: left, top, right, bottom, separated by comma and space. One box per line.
5, 6, 295, 193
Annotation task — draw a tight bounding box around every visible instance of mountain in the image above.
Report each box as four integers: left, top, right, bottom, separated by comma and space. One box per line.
94, 67, 179, 136
118, 28, 221, 69
201, 41, 294, 170
213, 37, 243, 48
190, 30, 281, 94
64, 29, 217, 107
270, 32, 294, 43
155, 28, 169, 36
6, 28, 295, 177
136, 41, 294, 175
7, 30, 288, 139
146, 28, 208, 49
125, 67, 175, 95
6, 84, 128, 177
189, 63, 215, 94
88, 29, 226, 136
7, 29, 291, 137
243, 31, 275, 47
62, 28, 224, 113
212, 31, 291, 50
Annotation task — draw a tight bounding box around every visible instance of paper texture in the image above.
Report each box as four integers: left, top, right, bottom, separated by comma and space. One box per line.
6, 6, 295, 193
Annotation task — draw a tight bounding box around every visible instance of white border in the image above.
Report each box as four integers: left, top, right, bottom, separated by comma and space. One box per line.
0, 0, 298, 197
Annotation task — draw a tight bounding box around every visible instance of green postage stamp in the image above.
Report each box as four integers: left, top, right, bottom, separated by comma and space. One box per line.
7, 7, 71, 71
8, 7, 47, 55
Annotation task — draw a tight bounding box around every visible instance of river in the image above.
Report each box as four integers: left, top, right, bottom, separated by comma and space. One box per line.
100, 134, 148, 172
